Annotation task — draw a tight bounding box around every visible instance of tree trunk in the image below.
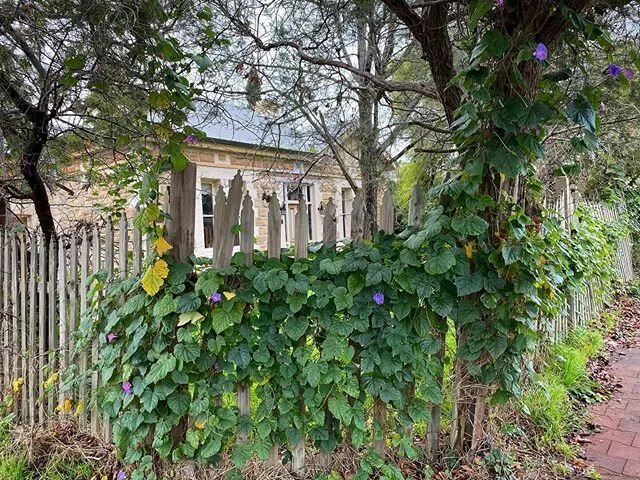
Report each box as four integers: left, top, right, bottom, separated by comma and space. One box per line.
21, 113, 56, 242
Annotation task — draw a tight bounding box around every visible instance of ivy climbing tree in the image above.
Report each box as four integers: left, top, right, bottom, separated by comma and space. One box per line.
381, 0, 638, 452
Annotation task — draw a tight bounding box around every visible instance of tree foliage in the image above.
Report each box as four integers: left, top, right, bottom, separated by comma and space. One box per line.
0, 0, 221, 239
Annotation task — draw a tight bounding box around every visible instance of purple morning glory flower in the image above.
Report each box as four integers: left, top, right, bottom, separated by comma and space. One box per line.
116, 471, 126, 480
106, 332, 117, 343
372, 292, 385, 305
185, 134, 197, 145
495, 0, 505, 8
122, 382, 132, 395
607, 64, 622, 77
209, 292, 222, 303
623, 68, 636, 80
533, 43, 548, 61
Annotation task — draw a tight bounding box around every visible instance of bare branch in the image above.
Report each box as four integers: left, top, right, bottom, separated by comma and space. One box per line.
228, 15, 439, 98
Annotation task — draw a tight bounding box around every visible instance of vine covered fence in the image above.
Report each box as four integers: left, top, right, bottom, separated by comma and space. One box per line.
0, 175, 633, 472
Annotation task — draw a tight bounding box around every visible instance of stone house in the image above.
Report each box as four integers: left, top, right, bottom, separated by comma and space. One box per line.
9, 105, 361, 256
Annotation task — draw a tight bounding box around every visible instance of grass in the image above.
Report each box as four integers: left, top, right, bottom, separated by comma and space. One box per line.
0, 413, 97, 480
518, 323, 608, 443
0, 455, 32, 480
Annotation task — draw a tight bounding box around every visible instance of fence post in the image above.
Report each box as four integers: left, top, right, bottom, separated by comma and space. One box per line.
268, 193, 282, 259
19, 233, 27, 419
317, 197, 337, 468
215, 172, 243, 269
11, 234, 18, 416
58, 239, 67, 413
267, 192, 282, 464
373, 190, 395, 457
237, 192, 254, 445
379, 189, 394, 235
91, 226, 100, 434
132, 213, 143, 275
291, 194, 309, 474
37, 234, 46, 423
28, 234, 37, 424
555, 177, 574, 335
351, 192, 365, 244
68, 234, 78, 402
408, 184, 424, 228
102, 219, 115, 441
2, 231, 9, 395
79, 228, 89, 427
167, 163, 197, 263
165, 165, 198, 453
47, 237, 57, 419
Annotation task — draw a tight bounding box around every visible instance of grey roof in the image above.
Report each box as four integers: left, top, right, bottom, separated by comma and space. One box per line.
189, 104, 318, 153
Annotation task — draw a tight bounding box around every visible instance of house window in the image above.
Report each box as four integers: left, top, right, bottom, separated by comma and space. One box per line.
340, 188, 354, 238
201, 181, 221, 248
282, 183, 314, 244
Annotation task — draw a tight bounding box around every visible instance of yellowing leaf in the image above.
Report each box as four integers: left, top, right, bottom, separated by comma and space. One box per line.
55, 398, 74, 413
44, 372, 58, 389
151, 236, 173, 257
539, 255, 546, 264
141, 259, 170, 296
12, 377, 23, 393
178, 311, 204, 326
463, 241, 476, 259
223, 291, 236, 300
75, 400, 84, 416
194, 419, 206, 430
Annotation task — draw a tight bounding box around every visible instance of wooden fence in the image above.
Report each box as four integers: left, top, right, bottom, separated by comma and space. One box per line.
545, 177, 634, 342
0, 173, 633, 456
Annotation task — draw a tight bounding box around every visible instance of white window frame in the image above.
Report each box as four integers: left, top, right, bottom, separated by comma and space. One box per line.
281, 182, 316, 245
339, 187, 355, 239
201, 180, 221, 249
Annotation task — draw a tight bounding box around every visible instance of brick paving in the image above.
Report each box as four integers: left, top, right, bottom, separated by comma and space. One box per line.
586, 348, 640, 479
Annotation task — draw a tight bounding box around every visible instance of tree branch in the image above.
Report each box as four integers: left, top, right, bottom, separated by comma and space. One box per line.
382, 0, 462, 122
228, 15, 439, 98
0, 71, 43, 123
0, 23, 48, 81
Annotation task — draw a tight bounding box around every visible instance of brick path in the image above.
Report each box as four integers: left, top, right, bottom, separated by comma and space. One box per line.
586, 348, 640, 479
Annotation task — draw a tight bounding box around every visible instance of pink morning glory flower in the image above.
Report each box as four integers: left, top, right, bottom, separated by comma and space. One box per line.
372, 292, 385, 305
106, 332, 117, 343
533, 43, 548, 61
209, 292, 222, 303
623, 68, 636, 80
185, 134, 197, 145
495, 0, 505, 8
122, 382, 132, 395
116, 471, 126, 480
607, 64, 622, 77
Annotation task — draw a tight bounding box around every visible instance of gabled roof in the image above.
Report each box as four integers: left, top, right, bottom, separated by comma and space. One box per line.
189, 104, 318, 153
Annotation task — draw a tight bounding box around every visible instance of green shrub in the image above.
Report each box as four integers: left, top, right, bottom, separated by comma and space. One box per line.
482, 449, 516, 480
